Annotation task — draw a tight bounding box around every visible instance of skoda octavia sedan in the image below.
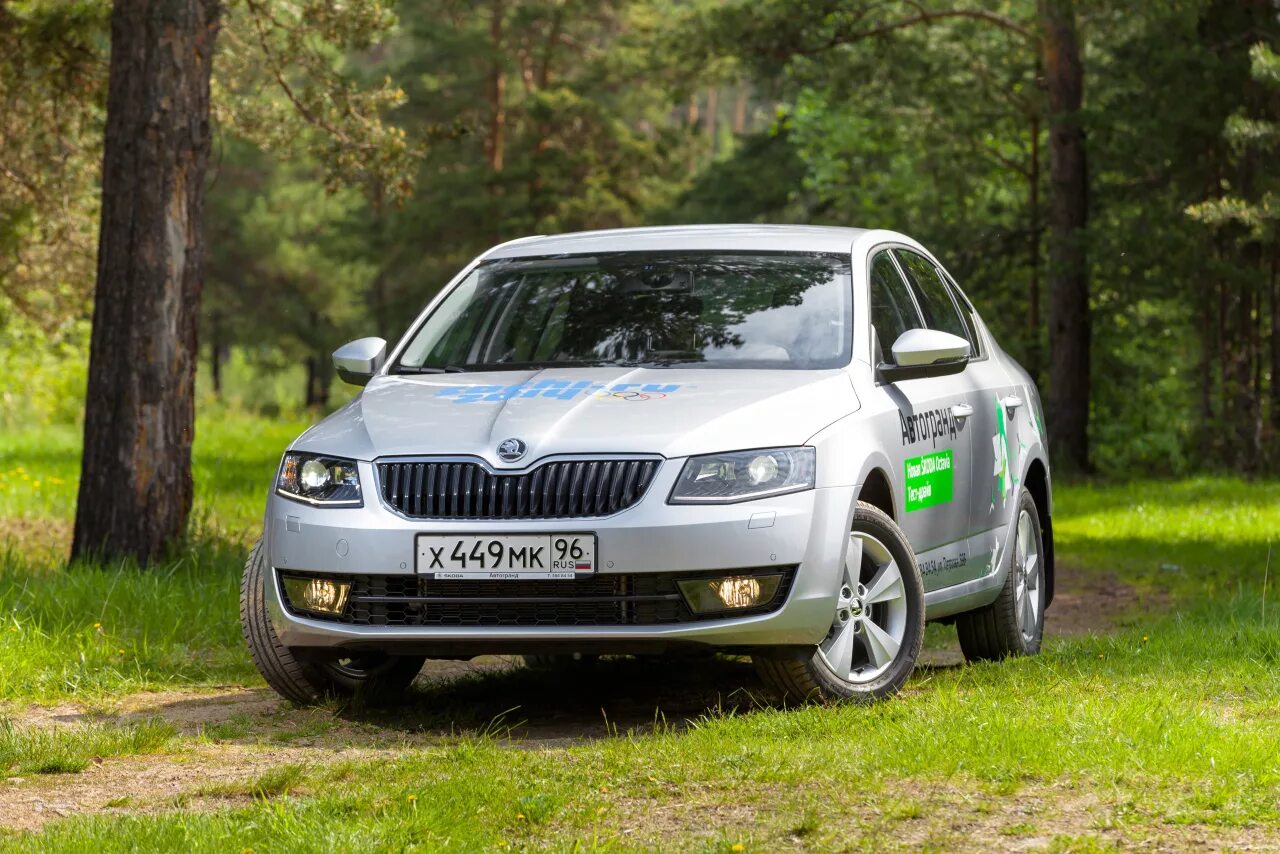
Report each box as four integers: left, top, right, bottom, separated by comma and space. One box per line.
241, 225, 1054, 705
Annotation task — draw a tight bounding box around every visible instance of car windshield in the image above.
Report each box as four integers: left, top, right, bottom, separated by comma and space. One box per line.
394, 252, 853, 372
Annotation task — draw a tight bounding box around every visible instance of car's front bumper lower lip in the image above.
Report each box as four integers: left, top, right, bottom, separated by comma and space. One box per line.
263, 462, 856, 651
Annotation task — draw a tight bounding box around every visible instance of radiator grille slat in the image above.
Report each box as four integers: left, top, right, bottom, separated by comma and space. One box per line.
378, 459, 661, 520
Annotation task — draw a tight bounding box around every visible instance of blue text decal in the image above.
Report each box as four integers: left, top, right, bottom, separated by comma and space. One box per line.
435, 379, 684, 404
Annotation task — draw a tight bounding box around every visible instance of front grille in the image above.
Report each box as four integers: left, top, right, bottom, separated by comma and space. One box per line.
378, 458, 661, 520
279, 568, 796, 627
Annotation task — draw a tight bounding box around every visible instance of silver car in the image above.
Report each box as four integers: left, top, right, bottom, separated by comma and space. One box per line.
240, 225, 1054, 705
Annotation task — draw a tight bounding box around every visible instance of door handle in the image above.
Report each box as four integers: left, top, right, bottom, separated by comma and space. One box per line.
950, 403, 974, 420
1002, 395, 1024, 417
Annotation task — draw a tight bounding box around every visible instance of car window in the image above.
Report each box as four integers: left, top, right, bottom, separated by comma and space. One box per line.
868, 251, 923, 360
940, 269, 984, 358
893, 249, 971, 346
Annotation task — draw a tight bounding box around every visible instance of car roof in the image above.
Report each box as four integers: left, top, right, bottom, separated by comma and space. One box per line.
484, 224, 872, 259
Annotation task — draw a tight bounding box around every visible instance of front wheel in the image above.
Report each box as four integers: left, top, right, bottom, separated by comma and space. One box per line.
240, 541, 425, 705
754, 502, 925, 703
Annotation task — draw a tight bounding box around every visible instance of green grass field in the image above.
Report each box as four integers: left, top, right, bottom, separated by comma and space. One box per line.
1, 413, 1278, 850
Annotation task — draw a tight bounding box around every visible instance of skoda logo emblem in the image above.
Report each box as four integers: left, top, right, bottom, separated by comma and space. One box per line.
497, 438, 528, 463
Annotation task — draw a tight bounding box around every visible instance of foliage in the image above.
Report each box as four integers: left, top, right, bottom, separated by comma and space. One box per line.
681, 0, 1279, 473
1186, 43, 1280, 238
2, 0, 1279, 475
214, 0, 420, 201
0, 1, 107, 336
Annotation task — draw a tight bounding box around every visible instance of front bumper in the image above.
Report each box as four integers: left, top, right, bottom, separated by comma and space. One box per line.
264, 459, 856, 652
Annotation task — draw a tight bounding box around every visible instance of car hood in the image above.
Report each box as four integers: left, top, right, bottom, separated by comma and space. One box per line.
293, 367, 858, 465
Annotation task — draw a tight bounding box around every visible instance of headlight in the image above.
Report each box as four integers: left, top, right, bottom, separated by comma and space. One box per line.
276, 453, 363, 506
668, 447, 816, 504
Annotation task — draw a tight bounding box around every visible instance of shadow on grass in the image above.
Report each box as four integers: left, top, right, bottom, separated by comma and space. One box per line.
132, 649, 981, 750
125, 654, 779, 745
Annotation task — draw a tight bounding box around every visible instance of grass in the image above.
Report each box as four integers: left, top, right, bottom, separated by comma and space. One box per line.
0, 410, 305, 700
0, 411, 1278, 848
0, 718, 175, 776
1053, 477, 1280, 596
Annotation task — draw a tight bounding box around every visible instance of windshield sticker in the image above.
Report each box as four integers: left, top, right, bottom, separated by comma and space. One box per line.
900, 407, 962, 448
436, 379, 685, 404
904, 449, 954, 512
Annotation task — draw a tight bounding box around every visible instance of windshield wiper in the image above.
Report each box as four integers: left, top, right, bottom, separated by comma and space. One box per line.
592, 357, 703, 368
393, 364, 469, 374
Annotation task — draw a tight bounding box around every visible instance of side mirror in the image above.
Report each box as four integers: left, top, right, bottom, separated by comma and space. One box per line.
333, 337, 387, 386
878, 329, 970, 382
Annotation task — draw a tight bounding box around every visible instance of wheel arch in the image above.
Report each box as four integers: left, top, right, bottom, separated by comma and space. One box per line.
1022, 456, 1054, 608
857, 467, 896, 522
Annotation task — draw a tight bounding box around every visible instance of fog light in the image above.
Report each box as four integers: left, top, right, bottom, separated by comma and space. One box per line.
282, 575, 351, 616
677, 574, 784, 614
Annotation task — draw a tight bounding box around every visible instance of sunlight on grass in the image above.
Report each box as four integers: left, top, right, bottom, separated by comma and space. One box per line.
1055, 478, 1280, 593
8, 598, 1279, 850
0, 408, 310, 533
1, 415, 1279, 847
0, 543, 254, 701
0, 718, 175, 777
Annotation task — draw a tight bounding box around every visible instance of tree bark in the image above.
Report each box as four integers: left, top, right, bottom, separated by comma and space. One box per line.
209, 310, 222, 397
305, 356, 317, 409
1027, 108, 1042, 386
1038, 0, 1090, 472
1271, 246, 1278, 443
71, 0, 220, 565
732, 87, 748, 134
485, 0, 506, 173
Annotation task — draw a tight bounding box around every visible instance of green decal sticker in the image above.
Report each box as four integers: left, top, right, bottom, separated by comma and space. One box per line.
905, 449, 954, 512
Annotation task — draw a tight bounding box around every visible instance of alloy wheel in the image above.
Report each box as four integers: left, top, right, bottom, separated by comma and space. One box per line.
1014, 508, 1042, 642
818, 532, 909, 684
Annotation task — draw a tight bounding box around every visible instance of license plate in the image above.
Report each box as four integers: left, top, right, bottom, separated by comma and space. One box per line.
415, 533, 597, 580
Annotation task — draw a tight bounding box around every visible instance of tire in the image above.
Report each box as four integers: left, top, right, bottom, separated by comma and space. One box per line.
957, 488, 1046, 661
240, 541, 425, 705
753, 501, 925, 703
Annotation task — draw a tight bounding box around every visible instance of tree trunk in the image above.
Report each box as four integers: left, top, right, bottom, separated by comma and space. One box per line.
71, 0, 220, 565
1236, 244, 1263, 471
305, 355, 318, 409
485, 0, 506, 173
732, 87, 748, 134
1027, 108, 1042, 386
706, 86, 719, 144
209, 310, 222, 397
1270, 246, 1278, 446
313, 348, 332, 409
1038, 0, 1090, 472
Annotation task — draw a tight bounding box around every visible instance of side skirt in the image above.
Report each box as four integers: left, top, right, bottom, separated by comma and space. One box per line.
922, 519, 1019, 621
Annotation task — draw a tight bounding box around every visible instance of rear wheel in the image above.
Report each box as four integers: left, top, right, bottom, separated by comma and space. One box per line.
240, 541, 425, 705
957, 489, 1045, 661
754, 502, 925, 703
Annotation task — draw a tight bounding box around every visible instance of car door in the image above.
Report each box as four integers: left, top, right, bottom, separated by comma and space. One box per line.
938, 266, 1023, 579
868, 249, 974, 592
893, 248, 1006, 587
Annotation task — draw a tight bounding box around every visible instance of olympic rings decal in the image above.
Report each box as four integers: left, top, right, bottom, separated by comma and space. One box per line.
594, 391, 669, 402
